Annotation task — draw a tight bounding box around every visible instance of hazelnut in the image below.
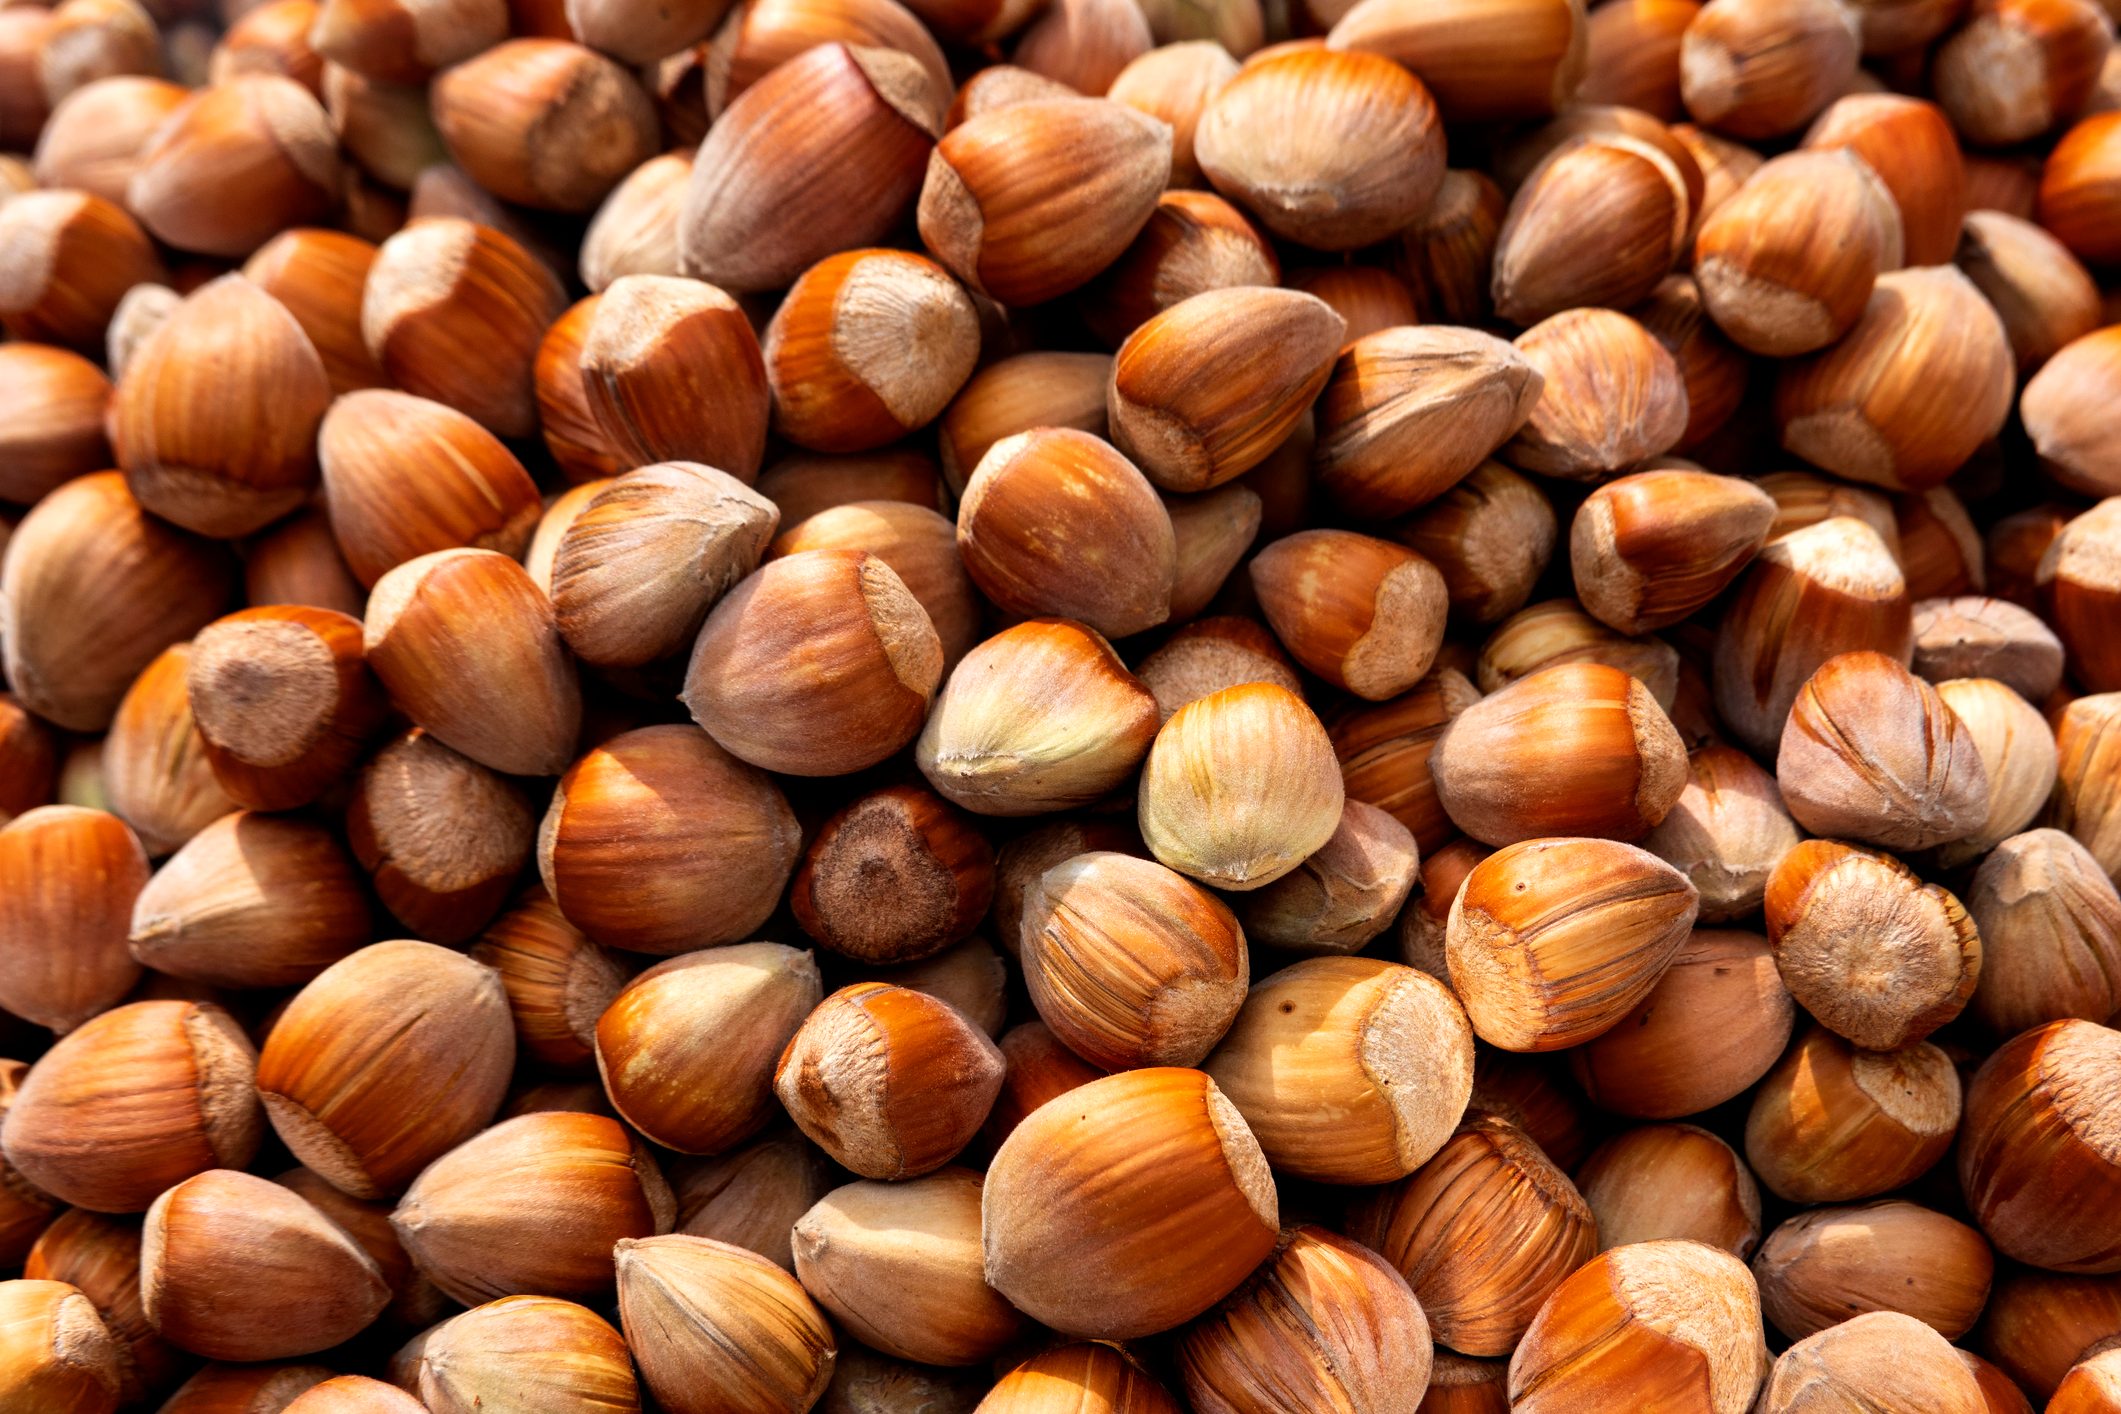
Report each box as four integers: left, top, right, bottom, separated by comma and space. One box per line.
1137, 681, 1345, 891
1957, 211, 2101, 377
937, 351, 1111, 497
1911, 596, 2066, 702
1772, 266, 2014, 493
684, 44, 943, 293
550, 462, 778, 670
1744, 1024, 1960, 1203
184, 605, 386, 811
364, 549, 582, 778
1764, 838, 1980, 1050
0, 190, 165, 354
1191, 47, 1442, 249
1503, 307, 1688, 480
0, 1279, 121, 1414
0, 807, 149, 1035
143, 1169, 390, 1361
1020, 850, 1246, 1069
579, 275, 771, 480
276, 1166, 450, 1333
256, 940, 515, 1200
127, 78, 341, 257
1570, 928, 1794, 1118
1960, 1018, 2121, 1273
1752, 1199, 1994, 1341
1347, 1115, 1597, 1356
362, 217, 567, 439
980, 1343, 1182, 1413
1961, 1352, 2036, 1414
916, 619, 1159, 815
790, 783, 996, 966
1494, 133, 1692, 323
669, 1130, 834, 1272
764, 250, 980, 455
1508, 1240, 1766, 1413
597, 944, 821, 1155
540, 725, 800, 954
129, 811, 370, 988
1235, 799, 1418, 955
959, 429, 1176, 639
1569, 469, 1774, 634
2, 1000, 257, 1214
1775, 651, 1991, 852
1713, 516, 1912, 756
317, 389, 542, 589
1933, 0, 2112, 148
1577, 1123, 1762, 1257
1314, 329, 1543, 523
775, 982, 1003, 1179
345, 725, 530, 945
1766, 1319, 1986, 1414
1205, 956, 1472, 1184
416, 1296, 640, 1414
429, 40, 655, 211
1326, 0, 1588, 123
1447, 836, 1698, 1051
1176, 1225, 1434, 1414
1965, 829, 2121, 1035
1329, 667, 1482, 853
1108, 288, 1344, 492
0, 698, 57, 830
1468, 1050, 1598, 1171
982, 1067, 1278, 1338
792, 1168, 1024, 1367
1679, 0, 1858, 138
1431, 662, 1688, 846
1641, 745, 1800, 922
919, 97, 1170, 306
322, 64, 450, 194
615, 1236, 836, 1414
1248, 530, 1446, 698
1693, 149, 1899, 356
683, 549, 942, 777
391, 1111, 675, 1305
